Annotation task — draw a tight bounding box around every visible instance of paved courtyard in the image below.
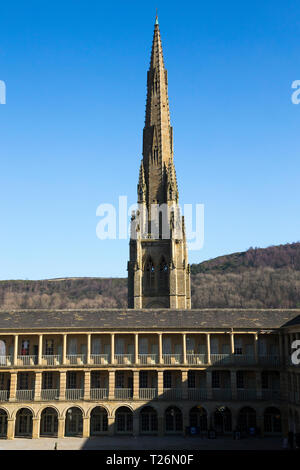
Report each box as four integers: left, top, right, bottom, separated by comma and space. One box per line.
0, 436, 286, 450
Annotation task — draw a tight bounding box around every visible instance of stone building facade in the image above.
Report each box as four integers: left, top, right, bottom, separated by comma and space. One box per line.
0, 18, 299, 441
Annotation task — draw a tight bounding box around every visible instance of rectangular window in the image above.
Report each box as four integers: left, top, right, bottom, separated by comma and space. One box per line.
163, 371, 172, 389
262, 372, 268, 389
92, 338, 101, 355
43, 372, 53, 389
45, 340, 54, 356
91, 372, 101, 389
210, 337, 219, 354
139, 371, 148, 389
236, 371, 244, 389
116, 372, 124, 388
188, 371, 195, 388
21, 340, 30, 356
19, 372, 29, 390
212, 371, 220, 388
234, 338, 243, 355
67, 372, 77, 389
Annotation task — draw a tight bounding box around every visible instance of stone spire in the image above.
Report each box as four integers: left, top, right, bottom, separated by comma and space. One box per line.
142, 18, 174, 209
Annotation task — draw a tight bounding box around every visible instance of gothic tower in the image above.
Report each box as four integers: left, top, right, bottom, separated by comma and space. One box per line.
128, 17, 191, 309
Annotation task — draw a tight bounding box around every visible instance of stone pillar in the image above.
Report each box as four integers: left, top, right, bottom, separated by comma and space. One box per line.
133, 371, 139, 400
9, 372, 17, 402
254, 333, 258, 363
108, 370, 115, 400
82, 416, 90, 438
7, 418, 15, 440
230, 332, 235, 355
182, 334, 187, 365
135, 334, 139, 364
158, 333, 163, 364
84, 370, 91, 400
38, 334, 43, 365
256, 371, 262, 400
87, 334, 91, 365
62, 334, 67, 365
32, 417, 40, 439
13, 335, 18, 366
182, 370, 188, 399
59, 371, 66, 401
206, 334, 211, 365
108, 416, 114, 436
111, 334, 115, 365
157, 370, 164, 398
206, 370, 212, 399
34, 372, 42, 401
57, 417, 65, 438
230, 370, 237, 400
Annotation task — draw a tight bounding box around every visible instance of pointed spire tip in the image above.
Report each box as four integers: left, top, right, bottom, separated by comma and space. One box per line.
155, 8, 159, 25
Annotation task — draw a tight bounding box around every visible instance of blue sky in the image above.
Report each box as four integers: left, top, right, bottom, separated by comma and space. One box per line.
0, 0, 299, 279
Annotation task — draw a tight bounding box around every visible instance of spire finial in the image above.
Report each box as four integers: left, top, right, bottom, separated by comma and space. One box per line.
155, 8, 159, 25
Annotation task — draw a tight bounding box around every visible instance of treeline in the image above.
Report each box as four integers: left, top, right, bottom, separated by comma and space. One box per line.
0, 243, 300, 310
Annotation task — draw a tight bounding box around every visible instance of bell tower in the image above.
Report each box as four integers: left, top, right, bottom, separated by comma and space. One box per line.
128, 16, 191, 309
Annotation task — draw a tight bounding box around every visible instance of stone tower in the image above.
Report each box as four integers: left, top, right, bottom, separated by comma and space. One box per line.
128, 17, 191, 309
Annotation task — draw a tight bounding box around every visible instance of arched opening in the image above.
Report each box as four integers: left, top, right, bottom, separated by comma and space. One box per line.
189, 406, 207, 432
143, 257, 155, 293
40, 407, 58, 437
158, 257, 169, 293
65, 407, 83, 437
140, 406, 158, 434
115, 407, 133, 434
90, 407, 108, 435
15, 408, 33, 438
213, 407, 232, 434
238, 407, 256, 433
0, 409, 7, 438
264, 407, 281, 434
165, 406, 183, 434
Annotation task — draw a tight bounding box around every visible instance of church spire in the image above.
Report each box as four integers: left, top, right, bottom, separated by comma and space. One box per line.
142, 18, 174, 208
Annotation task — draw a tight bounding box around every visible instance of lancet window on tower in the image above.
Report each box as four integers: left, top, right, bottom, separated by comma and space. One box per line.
144, 257, 155, 293
159, 257, 169, 292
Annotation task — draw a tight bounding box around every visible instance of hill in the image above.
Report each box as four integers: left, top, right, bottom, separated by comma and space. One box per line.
0, 242, 299, 310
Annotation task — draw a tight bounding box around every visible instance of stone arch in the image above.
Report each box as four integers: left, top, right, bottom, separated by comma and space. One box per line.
213, 406, 232, 434
115, 406, 133, 434
237, 407, 257, 433
62, 404, 85, 419
40, 407, 59, 437
140, 405, 158, 434
143, 256, 155, 293
0, 406, 10, 420
37, 404, 60, 419
90, 406, 109, 435
65, 406, 83, 437
111, 403, 135, 416
12, 405, 35, 419
189, 405, 208, 432
15, 408, 33, 438
264, 407, 282, 434
87, 403, 111, 418
164, 406, 183, 434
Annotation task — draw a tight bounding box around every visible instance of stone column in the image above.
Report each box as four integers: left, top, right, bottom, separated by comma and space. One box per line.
254, 333, 258, 363
133, 370, 139, 400
57, 417, 65, 438
182, 334, 187, 365
84, 370, 91, 400
206, 333, 211, 365
108, 416, 114, 436
108, 370, 115, 400
59, 371, 66, 401
7, 418, 15, 440
157, 370, 164, 398
206, 370, 212, 400
34, 372, 42, 401
82, 416, 90, 438
256, 371, 262, 400
38, 334, 43, 365
158, 333, 163, 364
230, 370, 237, 400
230, 332, 235, 355
135, 334, 139, 364
62, 334, 67, 365
9, 372, 17, 402
32, 417, 40, 439
111, 334, 115, 365
182, 370, 188, 399
87, 334, 91, 365
13, 335, 18, 366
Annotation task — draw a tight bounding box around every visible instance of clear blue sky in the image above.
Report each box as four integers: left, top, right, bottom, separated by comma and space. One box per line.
0, 0, 299, 280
